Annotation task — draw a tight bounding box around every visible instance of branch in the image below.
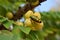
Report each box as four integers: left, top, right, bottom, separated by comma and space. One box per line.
13, 0, 46, 21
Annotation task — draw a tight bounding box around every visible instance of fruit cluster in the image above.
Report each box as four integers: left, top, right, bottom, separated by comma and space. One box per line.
24, 10, 43, 31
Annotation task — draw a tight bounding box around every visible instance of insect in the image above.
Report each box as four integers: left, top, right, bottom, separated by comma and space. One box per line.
30, 16, 42, 23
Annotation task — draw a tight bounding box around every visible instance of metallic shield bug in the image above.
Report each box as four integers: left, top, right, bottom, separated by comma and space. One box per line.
30, 16, 42, 23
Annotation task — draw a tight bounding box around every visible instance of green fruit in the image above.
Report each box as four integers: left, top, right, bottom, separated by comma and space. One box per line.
6, 12, 13, 19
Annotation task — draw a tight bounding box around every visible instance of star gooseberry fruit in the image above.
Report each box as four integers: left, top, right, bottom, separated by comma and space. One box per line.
6, 12, 13, 19
34, 21, 44, 30
24, 18, 32, 27
33, 12, 41, 19
24, 10, 33, 19
30, 20, 44, 31
15, 21, 23, 26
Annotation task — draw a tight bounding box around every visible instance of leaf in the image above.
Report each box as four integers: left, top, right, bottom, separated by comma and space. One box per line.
3, 20, 12, 29
0, 30, 13, 40
27, 31, 44, 40
0, 30, 23, 40
0, 16, 7, 22
29, 31, 38, 40
12, 25, 20, 35
12, 25, 31, 40
14, 25, 31, 34
0, 30, 21, 40
34, 31, 45, 40
19, 26, 31, 34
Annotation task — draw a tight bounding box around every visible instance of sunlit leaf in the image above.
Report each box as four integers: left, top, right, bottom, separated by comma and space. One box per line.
19, 26, 31, 34
3, 20, 12, 29
0, 17, 7, 22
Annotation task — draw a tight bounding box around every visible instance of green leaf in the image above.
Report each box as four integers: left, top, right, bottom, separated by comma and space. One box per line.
14, 25, 31, 34
34, 31, 45, 40
12, 25, 31, 40
3, 20, 12, 29
0, 30, 21, 40
0, 30, 13, 40
0, 16, 7, 22
12, 26, 21, 40
29, 31, 45, 40
19, 26, 31, 34
29, 31, 38, 40
12, 25, 20, 35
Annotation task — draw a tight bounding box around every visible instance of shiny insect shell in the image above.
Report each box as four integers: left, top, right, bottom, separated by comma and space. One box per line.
30, 16, 42, 23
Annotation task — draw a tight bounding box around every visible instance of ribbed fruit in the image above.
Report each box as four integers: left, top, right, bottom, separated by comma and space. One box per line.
33, 12, 41, 19
24, 18, 32, 27
15, 21, 23, 26
30, 21, 43, 31
35, 21, 44, 30
24, 10, 33, 19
